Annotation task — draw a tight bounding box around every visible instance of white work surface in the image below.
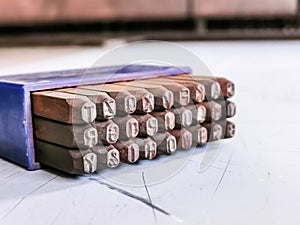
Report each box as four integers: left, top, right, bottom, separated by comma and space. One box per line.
1, 41, 300, 225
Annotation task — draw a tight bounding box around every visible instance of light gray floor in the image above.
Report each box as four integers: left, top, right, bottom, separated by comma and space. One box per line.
1, 40, 300, 225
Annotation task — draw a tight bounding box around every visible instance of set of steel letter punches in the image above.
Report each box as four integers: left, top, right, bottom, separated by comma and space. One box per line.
32, 74, 236, 174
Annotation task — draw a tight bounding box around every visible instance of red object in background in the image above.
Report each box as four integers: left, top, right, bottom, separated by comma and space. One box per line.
0, 0, 297, 25
0, 0, 188, 24
194, 0, 297, 17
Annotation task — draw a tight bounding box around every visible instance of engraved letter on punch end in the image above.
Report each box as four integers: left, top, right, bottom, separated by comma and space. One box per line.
182, 109, 193, 127
212, 124, 223, 141
162, 90, 174, 109
103, 98, 116, 119
226, 122, 235, 138
179, 88, 190, 106
227, 81, 235, 97
125, 95, 136, 114
211, 82, 221, 100
83, 127, 98, 148
107, 149, 120, 168
195, 83, 205, 102
128, 143, 140, 163
198, 126, 208, 144
166, 135, 177, 154
165, 112, 175, 130
81, 101, 97, 123
126, 118, 139, 138
146, 117, 158, 136
227, 101, 236, 117
144, 139, 157, 160
106, 123, 119, 143
181, 130, 193, 149
83, 153, 97, 173
212, 102, 222, 121
196, 105, 206, 123
142, 93, 154, 113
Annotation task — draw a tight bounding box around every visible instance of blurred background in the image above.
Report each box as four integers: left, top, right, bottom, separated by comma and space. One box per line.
0, 0, 299, 46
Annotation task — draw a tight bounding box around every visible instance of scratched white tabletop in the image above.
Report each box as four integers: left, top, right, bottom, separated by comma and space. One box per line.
1, 40, 300, 225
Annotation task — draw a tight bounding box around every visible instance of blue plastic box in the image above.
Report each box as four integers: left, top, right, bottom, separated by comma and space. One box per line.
0, 65, 191, 170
